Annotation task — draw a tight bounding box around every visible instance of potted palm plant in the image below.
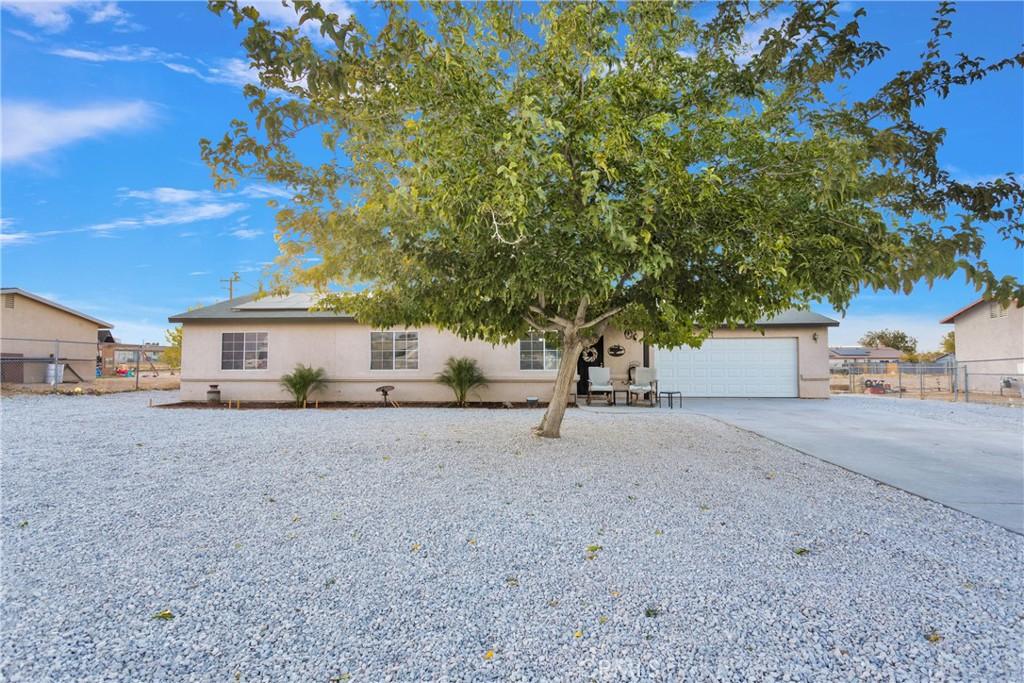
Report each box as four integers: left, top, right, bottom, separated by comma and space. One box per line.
436, 357, 489, 407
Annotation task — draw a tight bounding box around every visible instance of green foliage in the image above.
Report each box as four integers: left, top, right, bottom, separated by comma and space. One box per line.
941, 330, 956, 354
859, 329, 918, 353
152, 609, 175, 621
163, 325, 182, 370
435, 356, 489, 406
204, 1, 1024, 436
279, 364, 328, 406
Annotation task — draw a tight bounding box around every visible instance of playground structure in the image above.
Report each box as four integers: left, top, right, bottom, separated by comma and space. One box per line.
831, 362, 1023, 405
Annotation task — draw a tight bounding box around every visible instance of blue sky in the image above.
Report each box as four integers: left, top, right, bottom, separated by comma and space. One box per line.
1, 1, 1021, 347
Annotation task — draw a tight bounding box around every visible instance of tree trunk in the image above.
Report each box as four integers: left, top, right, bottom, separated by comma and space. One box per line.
536, 334, 583, 438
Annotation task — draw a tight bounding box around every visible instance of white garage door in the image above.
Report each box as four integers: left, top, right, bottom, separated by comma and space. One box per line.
655, 339, 798, 397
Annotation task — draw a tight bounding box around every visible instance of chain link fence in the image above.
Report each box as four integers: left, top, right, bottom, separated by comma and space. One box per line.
830, 361, 1024, 405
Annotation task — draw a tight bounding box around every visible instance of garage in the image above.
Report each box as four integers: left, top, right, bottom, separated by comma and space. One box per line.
654, 338, 799, 397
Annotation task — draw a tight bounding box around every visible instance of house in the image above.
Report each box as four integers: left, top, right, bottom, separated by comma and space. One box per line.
0, 288, 112, 384
170, 294, 837, 403
97, 331, 170, 376
828, 345, 903, 368
941, 298, 1023, 393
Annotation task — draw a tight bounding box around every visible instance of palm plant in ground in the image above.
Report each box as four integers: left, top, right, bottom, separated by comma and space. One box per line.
436, 357, 489, 407
280, 364, 327, 407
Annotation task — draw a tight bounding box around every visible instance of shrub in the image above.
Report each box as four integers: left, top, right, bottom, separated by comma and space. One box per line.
436, 357, 488, 406
280, 364, 328, 407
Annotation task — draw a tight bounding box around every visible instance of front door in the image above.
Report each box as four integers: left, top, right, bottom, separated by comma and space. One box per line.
576, 336, 605, 395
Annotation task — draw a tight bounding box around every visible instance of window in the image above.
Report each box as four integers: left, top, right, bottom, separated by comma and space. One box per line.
370, 331, 418, 370
221, 332, 268, 370
519, 332, 562, 370
989, 302, 1008, 318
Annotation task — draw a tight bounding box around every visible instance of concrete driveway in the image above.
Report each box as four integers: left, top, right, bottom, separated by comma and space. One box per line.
679, 397, 1024, 534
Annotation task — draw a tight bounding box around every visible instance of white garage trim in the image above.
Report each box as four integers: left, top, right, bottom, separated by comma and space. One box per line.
654, 338, 799, 398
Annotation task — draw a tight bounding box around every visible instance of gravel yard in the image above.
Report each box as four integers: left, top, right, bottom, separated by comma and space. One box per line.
2, 392, 1022, 682
833, 393, 1023, 430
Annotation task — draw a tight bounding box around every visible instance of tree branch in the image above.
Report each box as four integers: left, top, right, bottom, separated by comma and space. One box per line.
523, 315, 558, 332
574, 296, 589, 325
529, 305, 571, 328
579, 306, 623, 330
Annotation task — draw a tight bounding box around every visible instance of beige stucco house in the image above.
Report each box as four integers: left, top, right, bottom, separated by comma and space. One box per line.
170, 294, 837, 403
0, 288, 112, 384
941, 298, 1023, 393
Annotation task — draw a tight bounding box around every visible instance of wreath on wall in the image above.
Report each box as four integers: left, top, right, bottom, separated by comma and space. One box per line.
581, 346, 599, 363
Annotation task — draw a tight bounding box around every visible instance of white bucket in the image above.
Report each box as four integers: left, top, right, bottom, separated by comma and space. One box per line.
45, 363, 65, 385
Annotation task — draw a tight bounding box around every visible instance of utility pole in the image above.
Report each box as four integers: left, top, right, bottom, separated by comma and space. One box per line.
221, 272, 240, 300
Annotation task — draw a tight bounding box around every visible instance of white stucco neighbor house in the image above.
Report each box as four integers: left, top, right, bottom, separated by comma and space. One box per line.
169, 294, 838, 403
941, 298, 1023, 393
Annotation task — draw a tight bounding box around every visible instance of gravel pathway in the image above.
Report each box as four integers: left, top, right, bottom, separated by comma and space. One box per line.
2, 392, 1022, 681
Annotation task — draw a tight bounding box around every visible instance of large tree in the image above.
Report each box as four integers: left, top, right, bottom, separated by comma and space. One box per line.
859, 329, 917, 353
203, 1, 1023, 437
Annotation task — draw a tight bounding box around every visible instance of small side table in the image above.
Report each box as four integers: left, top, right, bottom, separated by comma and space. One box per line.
658, 391, 683, 409
612, 389, 629, 406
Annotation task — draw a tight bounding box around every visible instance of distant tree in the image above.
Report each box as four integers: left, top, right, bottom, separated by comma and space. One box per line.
163, 325, 182, 370
204, 1, 1024, 437
901, 350, 942, 363
860, 329, 917, 353
940, 330, 956, 354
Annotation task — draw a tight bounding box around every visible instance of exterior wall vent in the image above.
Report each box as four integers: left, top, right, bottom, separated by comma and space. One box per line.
3, 294, 14, 309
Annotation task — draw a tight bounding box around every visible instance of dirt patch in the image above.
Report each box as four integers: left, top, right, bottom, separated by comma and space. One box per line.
2, 375, 180, 396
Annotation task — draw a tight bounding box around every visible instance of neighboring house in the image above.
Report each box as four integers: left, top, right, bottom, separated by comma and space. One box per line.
97, 330, 169, 376
941, 298, 1024, 393
170, 294, 837, 402
828, 345, 903, 369
0, 288, 112, 384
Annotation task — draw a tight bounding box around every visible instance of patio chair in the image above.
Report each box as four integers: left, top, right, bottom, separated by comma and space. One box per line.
586, 367, 615, 405
628, 367, 658, 407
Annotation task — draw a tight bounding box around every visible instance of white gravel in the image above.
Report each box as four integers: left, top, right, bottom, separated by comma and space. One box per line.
2, 391, 1022, 682
833, 393, 1023, 430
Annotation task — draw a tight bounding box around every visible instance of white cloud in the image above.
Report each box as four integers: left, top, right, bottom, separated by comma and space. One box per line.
121, 187, 213, 203
162, 57, 274, 91
50, 45, 163, 62
189, 271, 211, 276
7, 28, 40, 42
230, 228, 264, 240
89, 202, 247, 233
2, 100, 154, 164
2, 2, 135, 33
240, 184, 292, 199
0, 231, 34, 245
245, 1, 352, 44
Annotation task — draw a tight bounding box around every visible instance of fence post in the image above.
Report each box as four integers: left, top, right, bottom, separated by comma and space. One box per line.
898, 365, 902, 398
135, 344, 141, 391
964, 366, 969, 403
918, 365, 923, 399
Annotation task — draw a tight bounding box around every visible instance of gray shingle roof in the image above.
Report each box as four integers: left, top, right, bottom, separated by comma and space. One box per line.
171, 295, 838, 328
755, 309, 839, 327
168, 293, 353, 322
